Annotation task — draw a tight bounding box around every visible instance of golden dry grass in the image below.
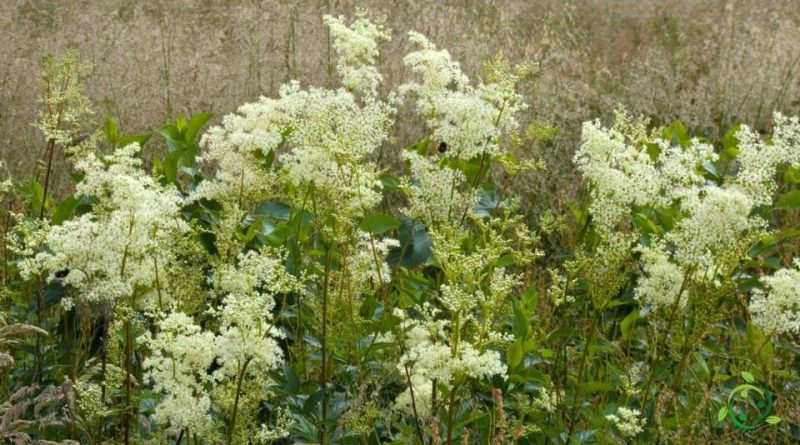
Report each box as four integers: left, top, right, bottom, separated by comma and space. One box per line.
1, 0, 799, 205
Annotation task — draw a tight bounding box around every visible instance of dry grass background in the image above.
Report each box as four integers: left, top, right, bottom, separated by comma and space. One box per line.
1, 0, 800, 208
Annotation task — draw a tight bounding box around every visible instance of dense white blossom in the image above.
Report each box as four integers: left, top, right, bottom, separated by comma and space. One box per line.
324, 12, 390, 96
731, 114, 800, 205
574, 120, 660, 234
211, 248, 299, 379
401, 32, 524, 160
635, 243, 688, 310
667, 186, 763, 268
606, 407, 645, 438
401, 151, 475, 226
532, 384, 562, 413
143, 312, 217, 432
749, 260, 800, 336
33, 144, 187, 307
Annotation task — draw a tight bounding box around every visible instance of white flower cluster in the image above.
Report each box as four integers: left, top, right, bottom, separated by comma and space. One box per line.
532, 384, 562, 413
6, 215, 50, 281
143, 312, 217, 432
253, 408, 295, 444
324, 11, 390, 96
33, 144, 187, 307
198, 15, 395, 236
749, 259, 800, 336
731, 114, 800, 205
574, 120, 661, 235
277, 82, 393, 229
195, 97, 284, 206
212, 248, 300, 379
576, 112, 800, 311
634, 242, 688, 310
346, 233, 398, 292
401, 33, 525, 161
605, 406, 645, 438
401, 151, 475, 227
394, 320, 506, 418
144, 247, 299, 433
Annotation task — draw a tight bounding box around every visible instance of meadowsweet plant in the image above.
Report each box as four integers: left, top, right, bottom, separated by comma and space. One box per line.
2, 9, 800, 445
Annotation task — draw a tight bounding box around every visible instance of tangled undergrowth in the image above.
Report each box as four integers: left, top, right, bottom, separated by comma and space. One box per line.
1, 11, 799, 445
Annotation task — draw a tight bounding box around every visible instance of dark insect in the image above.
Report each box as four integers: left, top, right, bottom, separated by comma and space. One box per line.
438, 142, 448, 153
54, 269, 70, 278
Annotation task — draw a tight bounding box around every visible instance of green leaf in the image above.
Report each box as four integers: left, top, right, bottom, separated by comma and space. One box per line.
765, 415, 782, 425
740, 371, 755, 383
662, 120, 689, 147
358, 213, 401, 235
722, 124, 741, 158
511, 303, 530, 339
119, 133, 152, 149
51, 196, 80, 225
254, 201, 292, 220
579, 381, 613, 394
775, 190, 800, 210
184, 112, 213, 142
620, 309, 639, 340
784, 165, 800, 184
378, 173, 402, 191
388, 220, 433, 268
507, 341, 523, 369
403, 138, 430, 155
717, 406, 728, 422
523, 287, 539, 311
701, 160, 721, 180
476, 185, 499, 217
104, 117, 119, 145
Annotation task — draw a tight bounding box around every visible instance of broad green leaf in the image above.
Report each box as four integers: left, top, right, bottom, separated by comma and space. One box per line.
254, 201, 292, 220
359, 213, 400, 235
775, 190, 800, 210
184, 112, 213, 142
507, 341, 523, 368
388, 219, 433, 268
119, 133, 152, 148
785, 165, 800, 184
51, 196, 80, 225
662, 120, 689, 147
511, 303, 530, 339
740, 371, 755, 383
476, 184, 499, 217
378, 173, 402, 191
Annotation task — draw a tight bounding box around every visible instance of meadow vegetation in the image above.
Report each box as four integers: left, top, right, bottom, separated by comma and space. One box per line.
1, 3, 799, 445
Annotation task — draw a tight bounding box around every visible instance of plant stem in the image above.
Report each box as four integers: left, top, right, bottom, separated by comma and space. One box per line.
404, 364, 426, 444
564, 311, 599, 444
228, 358, 252, 445
446, 390, 457, 445
320, 245, 332, 445
123, 318, 132, 445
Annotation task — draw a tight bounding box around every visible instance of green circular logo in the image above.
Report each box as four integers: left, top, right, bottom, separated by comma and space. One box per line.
726, 383, 773, 430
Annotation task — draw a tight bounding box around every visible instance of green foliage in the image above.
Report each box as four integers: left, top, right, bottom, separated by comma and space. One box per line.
2, 17, 800, 445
